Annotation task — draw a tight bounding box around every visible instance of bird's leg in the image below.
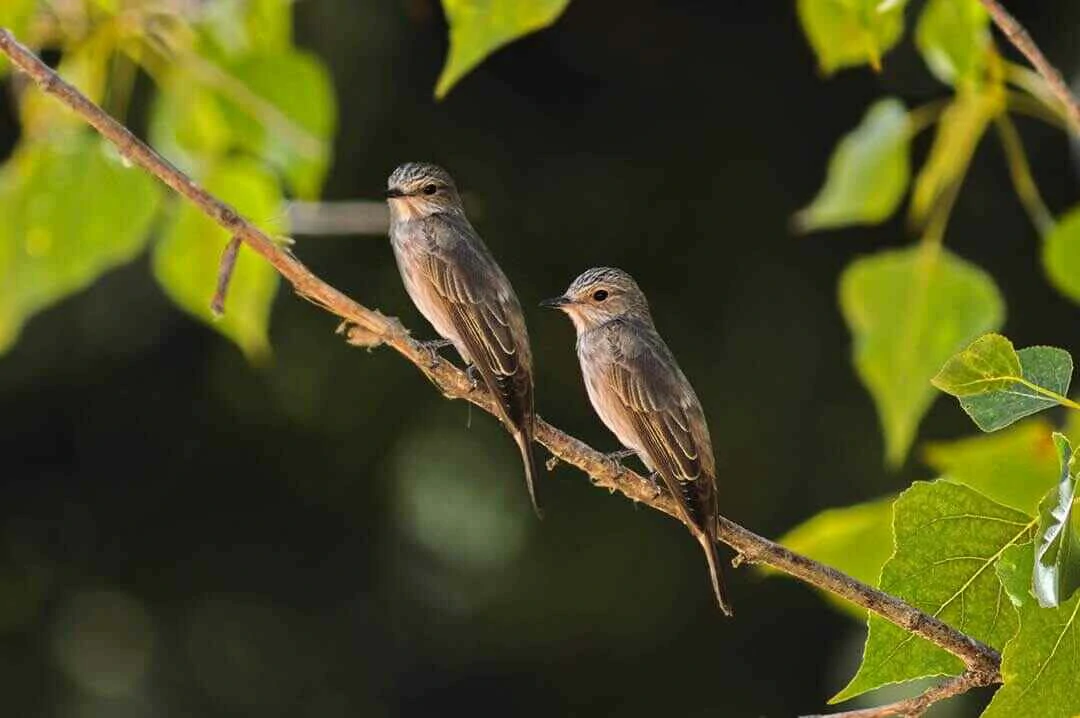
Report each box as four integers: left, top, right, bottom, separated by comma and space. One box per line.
647, 471, 663, 497
414, 338, 453, 368
603, 448, 637, 475
465, 364, 481, 391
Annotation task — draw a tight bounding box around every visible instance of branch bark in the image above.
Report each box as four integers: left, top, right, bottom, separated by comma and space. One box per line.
0, 27, 1002, 715
979, 0, 1080, 133
803, 671, 988, 718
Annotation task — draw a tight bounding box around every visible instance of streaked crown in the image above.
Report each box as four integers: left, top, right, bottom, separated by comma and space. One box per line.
387, 162, 457, 194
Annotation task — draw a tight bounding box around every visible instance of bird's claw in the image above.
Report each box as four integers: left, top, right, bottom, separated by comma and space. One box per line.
647, 471, 663, 498
466, 364, 481, 391
416, 338, 452, 369
603, 448, 637, 475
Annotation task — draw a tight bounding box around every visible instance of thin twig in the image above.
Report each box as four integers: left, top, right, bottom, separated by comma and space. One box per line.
210, 236, 242, 317
994, 114, 1055, 235
286, 200, 389, 236
803, 671, 987, 718
0, 28, 1002, 714
979, 0, 1080, 133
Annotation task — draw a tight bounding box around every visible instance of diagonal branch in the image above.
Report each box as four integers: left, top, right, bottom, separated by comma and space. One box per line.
802, 671, 989, 718
979, 0, 1080, 133
0, 27, 1002, 714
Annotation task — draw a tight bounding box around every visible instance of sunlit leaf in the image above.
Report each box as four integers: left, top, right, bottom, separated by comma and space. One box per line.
914, 0, 990, 86
909, 90, 997, 227
1043, 205, 1080, 305
149, 79, 233, 174
833, 480, 1032, 703
840, 246, 1004, 466
933, 334, 1074, 432
0, 134, 163, 353
0, 0, 37, 76
435, 0, 571, 98
995, 541, 1035, 608
153, 159, 283, 360
981, 589, 1080, 718
923, 418, 1059, 514
19, 39, 110, 136
794, 99, 910, 232
773, 496, 895, 618
796, 0, 908, 75
1033, 434, 1080, 608
200, 0, 293, 56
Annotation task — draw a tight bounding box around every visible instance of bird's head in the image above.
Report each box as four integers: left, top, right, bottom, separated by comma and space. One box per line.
541, 267, 652, 333
385, 162, 463, 221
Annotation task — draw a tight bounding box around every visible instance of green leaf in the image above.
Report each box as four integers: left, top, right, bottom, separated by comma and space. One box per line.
795, 0, 908, 75
923, 418, 1060, 514
773, 496, 895, 618
1043, 205, 1080, 306
981, 590, 1080, 718
840, 246, 1004, 466
435, 0, 571, 98
0, 134, 163, 353
794, 99, 911, 232
914, 0, 991, 86
833, 480, 1033, 703
1033, 434, 1080, 608
995, 541, 1035, 608
200, 0, 293, 56
909, 91, 997, 227
153, 159, 283, 360
933, 334, 1074, 432
0, 0, 37, 76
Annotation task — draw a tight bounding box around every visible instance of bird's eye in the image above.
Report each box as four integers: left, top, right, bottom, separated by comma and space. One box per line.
592, 289, 609, 302
422, 183, 439, 195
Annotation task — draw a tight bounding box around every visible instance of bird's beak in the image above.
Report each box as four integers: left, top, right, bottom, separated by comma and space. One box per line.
539, 295, 571, 309
384, 188, 406, 199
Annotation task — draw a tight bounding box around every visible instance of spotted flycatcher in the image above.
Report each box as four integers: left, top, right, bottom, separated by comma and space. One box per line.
541, 267, 732, 615
386, 163, 540, 516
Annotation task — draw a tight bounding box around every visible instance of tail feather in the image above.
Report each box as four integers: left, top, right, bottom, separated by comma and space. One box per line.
514, 430, 543, 519
698, 533, 734, 616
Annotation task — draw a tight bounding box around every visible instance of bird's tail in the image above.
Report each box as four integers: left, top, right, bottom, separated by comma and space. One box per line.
698, 532, 734, 617
514, 429, 543, 519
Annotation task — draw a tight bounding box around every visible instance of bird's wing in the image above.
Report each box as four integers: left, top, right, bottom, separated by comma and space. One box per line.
605, 325, 716, 527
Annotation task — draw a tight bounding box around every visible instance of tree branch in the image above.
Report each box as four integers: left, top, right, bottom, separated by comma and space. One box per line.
0, 28, 1002, 714
803, 671, 990, 718
979, 0, 1080, 133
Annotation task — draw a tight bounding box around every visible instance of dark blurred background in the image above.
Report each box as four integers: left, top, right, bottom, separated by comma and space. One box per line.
2, 1, 1079, 716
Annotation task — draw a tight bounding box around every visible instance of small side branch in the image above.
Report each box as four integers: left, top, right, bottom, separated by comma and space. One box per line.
0, 27, 1001, 716
211, 236, 242, 317
979, 0, 1080, 133
803, 671, 994, 718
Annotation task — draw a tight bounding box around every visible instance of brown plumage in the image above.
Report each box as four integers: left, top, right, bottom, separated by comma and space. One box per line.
386, 163, 540, 516
542, 267, 732, 615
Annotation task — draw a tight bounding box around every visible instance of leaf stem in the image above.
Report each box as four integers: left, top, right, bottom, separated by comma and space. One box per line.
993, 114, 1055, 235
1014, 377, 1080, 411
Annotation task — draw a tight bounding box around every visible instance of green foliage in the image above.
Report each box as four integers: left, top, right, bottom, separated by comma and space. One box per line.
794, 99, 910, 231
0, 134, 162, 352
914, 0, 990, 87
933, 334, 1075, 432
1033, 435, 1080, 608
840, 247, 1004, 465
996, 542, 1036, 608
435, 0, 571, 98
0, 0, 36, 76
834, 480, 1032, 703
795, 0, 908, 75
981, 590, 1080, 718
1042, 205, 1080, 305
774, 496, 895, 618
923, 418, 1061, 513
153, 160, 283, 361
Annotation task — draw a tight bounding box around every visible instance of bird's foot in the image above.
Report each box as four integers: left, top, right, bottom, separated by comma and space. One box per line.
647, 471, 663, 498
465, 364, 481, 391
415, 338, 452, 368
603, 448, 637, 475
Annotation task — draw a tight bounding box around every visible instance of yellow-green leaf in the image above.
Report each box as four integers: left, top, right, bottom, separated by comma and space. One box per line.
796, 0, 908, 75
914, 0, 991, 87
982, 589, 1080, 718
795, 99, 910, 232
0, 0, 37, 76
923, 418, 1060, 514
773, 496, 895, 618
0, 134, 163, 353
153, 160, 283, 360
1043, 205, 1080, 305
933, 334, 1074, 432
840, 246, 1004, 466
435, 0, 571, 98
1033, 434, 1080, 608
833, 481, 1032, 703
995, 541, 1035, 608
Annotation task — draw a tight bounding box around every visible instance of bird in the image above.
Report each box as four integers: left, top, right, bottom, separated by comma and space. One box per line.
385, 162, 541, 516
541, 267, 732, 615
